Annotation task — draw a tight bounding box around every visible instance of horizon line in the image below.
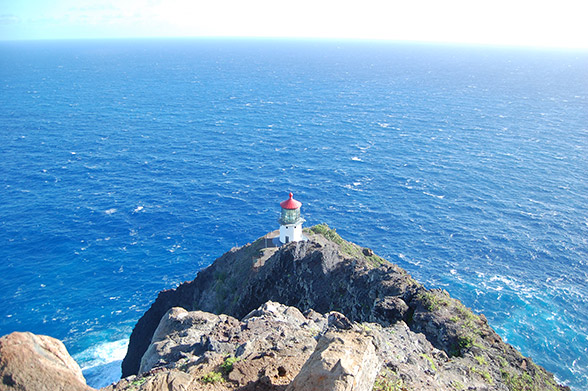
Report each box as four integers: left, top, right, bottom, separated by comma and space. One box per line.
2, 35, 587, 52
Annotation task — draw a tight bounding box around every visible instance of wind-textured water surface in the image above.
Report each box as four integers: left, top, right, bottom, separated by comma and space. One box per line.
0, 39, 586, 389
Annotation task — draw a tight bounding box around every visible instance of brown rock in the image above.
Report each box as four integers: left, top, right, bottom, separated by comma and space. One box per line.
139, 371, 193, 391
0, 331, 92, 391
287, 328, 381, 391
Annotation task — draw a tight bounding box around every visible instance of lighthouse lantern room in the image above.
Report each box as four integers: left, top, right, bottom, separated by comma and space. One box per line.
279, 192, 305, 244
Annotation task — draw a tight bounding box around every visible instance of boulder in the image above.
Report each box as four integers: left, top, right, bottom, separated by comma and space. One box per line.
287, 317, 381, 391
243, 300, 307, 326
139, 308, 239, 374
372, 296, 409, 325
0, 331, 92, 391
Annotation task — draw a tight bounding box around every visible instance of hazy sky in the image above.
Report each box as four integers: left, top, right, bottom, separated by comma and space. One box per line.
1, 0, 587, 48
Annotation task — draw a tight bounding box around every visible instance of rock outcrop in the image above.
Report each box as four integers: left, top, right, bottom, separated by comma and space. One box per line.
0, 225, 568, 391
105, 301, 330, 391
117, 225, 568, 391
0, 331, 92, 391
121, 226, 418, 377
287, 323, 380, 391
109, 299, 566, 391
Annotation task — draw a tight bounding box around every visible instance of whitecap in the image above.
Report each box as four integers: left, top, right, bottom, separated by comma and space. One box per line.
133, 206, 144, 213
104, 208, 117, 215
74, 339, 128, 389
423, 191, 445, 199
351, 156, 363, 161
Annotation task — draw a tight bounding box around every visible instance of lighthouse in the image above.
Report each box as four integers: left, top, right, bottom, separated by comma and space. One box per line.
279, 192, 305, 244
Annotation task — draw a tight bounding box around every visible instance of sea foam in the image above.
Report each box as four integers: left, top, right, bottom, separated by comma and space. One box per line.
74, 339, 128, 388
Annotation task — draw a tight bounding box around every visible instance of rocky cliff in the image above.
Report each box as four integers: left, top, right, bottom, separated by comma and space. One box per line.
115, 224, 568, 391
0, 225, 568, 391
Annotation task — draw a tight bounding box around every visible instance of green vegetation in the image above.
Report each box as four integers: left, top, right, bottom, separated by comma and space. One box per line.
451, 333, 484, 357
220, 355, 239, 374
373, 369, 405, 391
451, 380, 465, 390
501, 365, 560, 391
499, 357, 509, 369
455, 303, 480, 325
470, 366, 493, 384
310, 224, 388, 267
129, 376, 147, 390
417, 291, 449, 312
458, 334, 474, 349
455, 303, 484, 339
420, 353, 437, 372
367, 254, 388, 267
445, 300, 487, 356
475, 355, 488, 366
199, 356, 240, 385
310, 224, 354, 256
242, 237, 265, 260
310, 224, 345, 244
201, 371, 225, 384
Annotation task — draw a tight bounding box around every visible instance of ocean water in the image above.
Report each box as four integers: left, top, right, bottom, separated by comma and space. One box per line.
0, 39, 586, 389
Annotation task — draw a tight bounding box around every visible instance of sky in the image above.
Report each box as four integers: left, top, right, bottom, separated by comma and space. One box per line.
1, 0, 587, 49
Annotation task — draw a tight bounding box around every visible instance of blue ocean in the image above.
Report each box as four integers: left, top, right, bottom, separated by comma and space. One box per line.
0, 39, 586, 389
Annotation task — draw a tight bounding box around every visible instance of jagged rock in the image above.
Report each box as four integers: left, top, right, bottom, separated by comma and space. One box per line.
106, 301, 326, 391
327, 311, 354, 330
287, 326, 380, 391
120, 226, 568, 391
122, 231, 419, 377
0, 331, 92, 391
139, 307, 239, 374
372, 296, 409, 325
108, 298, 569, 391
136, 371, 193, 391
243, 300, 307, 326
122, 281, 199, 378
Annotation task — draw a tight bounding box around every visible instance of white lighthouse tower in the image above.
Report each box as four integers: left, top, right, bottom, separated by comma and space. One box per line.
279, 192, 305, 244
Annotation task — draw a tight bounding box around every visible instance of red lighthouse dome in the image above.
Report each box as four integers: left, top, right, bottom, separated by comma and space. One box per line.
280, 192, 302, 210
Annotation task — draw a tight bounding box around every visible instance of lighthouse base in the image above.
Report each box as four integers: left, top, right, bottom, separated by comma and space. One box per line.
279, 223, 306, 244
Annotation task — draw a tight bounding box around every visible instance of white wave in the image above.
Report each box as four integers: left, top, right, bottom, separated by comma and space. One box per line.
423, 191, 445, 199
74, 339, 128, 388
104, 208, 117, 215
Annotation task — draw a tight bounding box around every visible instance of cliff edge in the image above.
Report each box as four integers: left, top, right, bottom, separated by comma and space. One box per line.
117, 225, 567, 391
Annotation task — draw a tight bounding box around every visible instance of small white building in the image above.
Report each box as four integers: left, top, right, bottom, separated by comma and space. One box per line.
279, 192, 305, 244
